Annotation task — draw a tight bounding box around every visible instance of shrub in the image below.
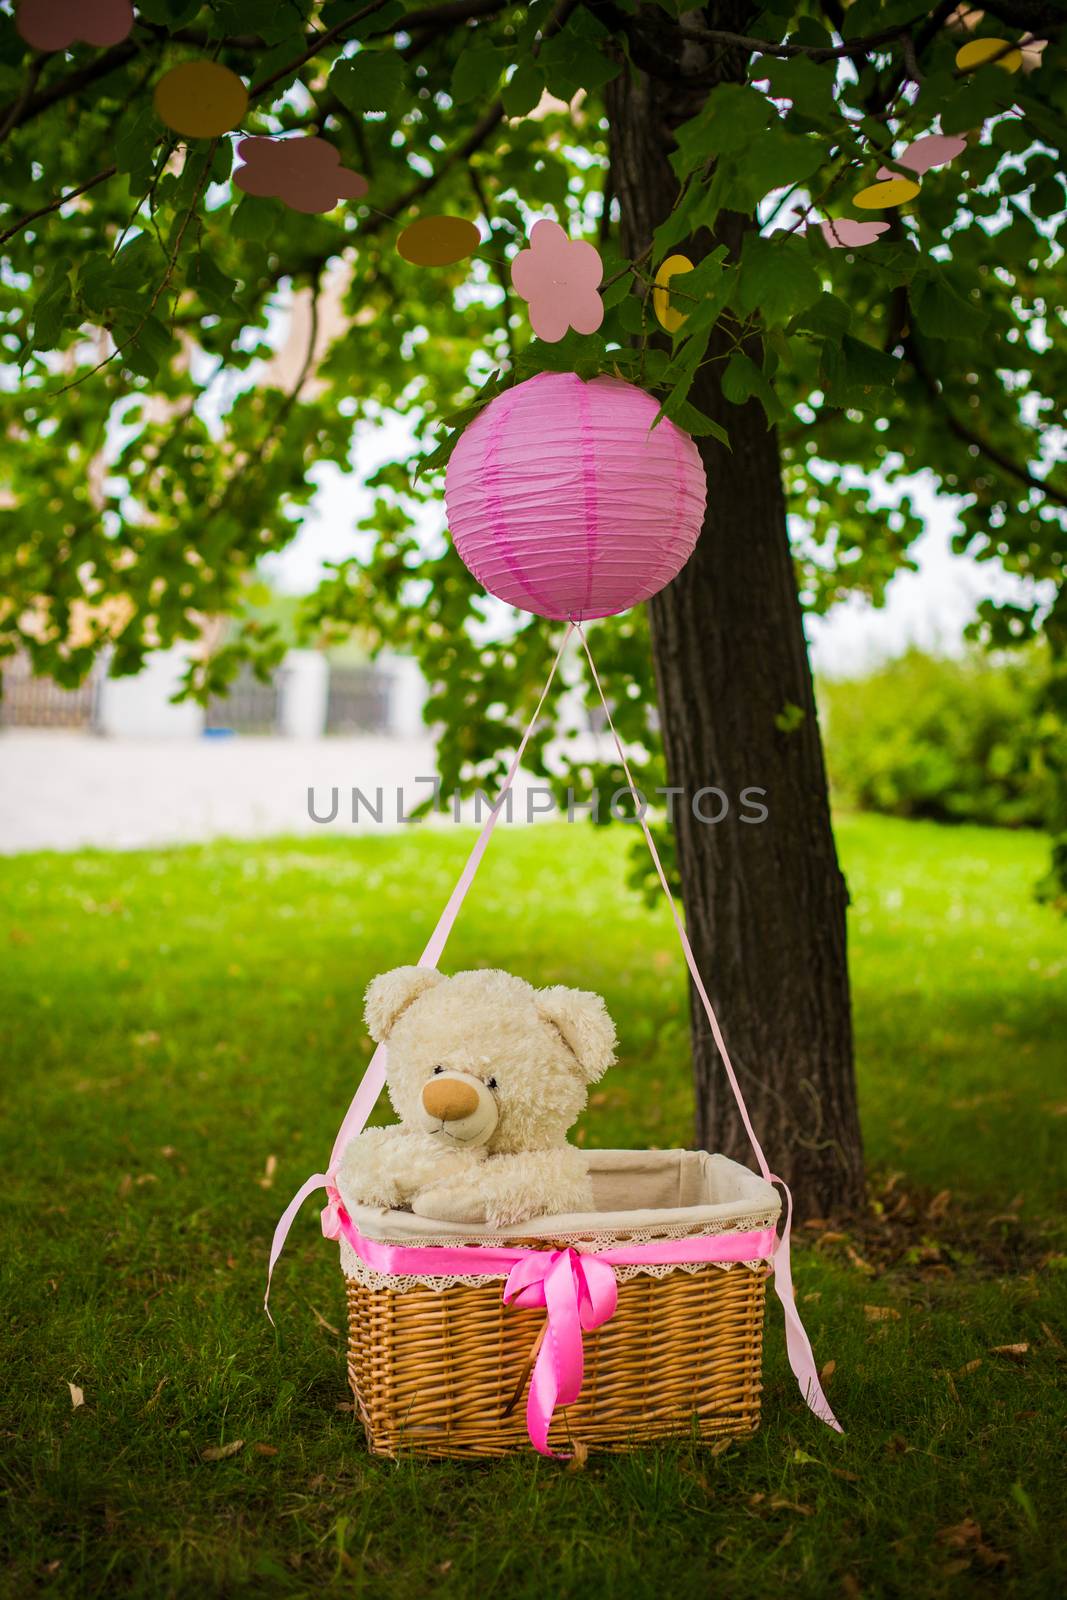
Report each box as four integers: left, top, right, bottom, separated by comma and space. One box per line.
820, 647, 1057, 830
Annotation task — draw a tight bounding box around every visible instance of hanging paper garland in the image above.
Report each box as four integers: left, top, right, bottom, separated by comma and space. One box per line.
876, 133, 969, 179
396, 216, 481, 266
819, 217, 890, 249
444, 371, 706, 621
652, 254, 694, 334
955, 37, 1023, 73
153, 61, 249, 139
853, 176, 920, 210
235, 137, 368, 214
16, 0, 133, 49
510, 219, 604, 342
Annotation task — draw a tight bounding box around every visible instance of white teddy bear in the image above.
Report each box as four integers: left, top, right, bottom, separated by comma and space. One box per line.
336, 966, 617, 1226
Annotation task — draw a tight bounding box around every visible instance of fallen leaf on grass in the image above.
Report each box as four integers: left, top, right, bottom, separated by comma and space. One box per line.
768, 1498, 813, 1515
990, 1343, 1029, 1361
254, 1443, 278, 1457
820, 1359, 836, 1382
936, 1517, 983, 1550
335, 1402, 355, 1412
863, 1305, 901, 1322
926, 1189, 952, 1223
258, 1154, 278, 1190
201, 1439, 245, 1462
936, 1518, 1009, 1570
67, 1383, 84, 1409
709, 1438, 732, 1458
956, 1359, 983, 1376
143, 1377, 168, 1412
310, 1305, 340, 1337
815, 1231, 848, 1247
566, 1439, 589, 1473
1040, 1321, 1064, 1351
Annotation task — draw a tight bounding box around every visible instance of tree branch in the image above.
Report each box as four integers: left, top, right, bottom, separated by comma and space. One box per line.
0, 165, 117, 249
904, 326, 1067, 509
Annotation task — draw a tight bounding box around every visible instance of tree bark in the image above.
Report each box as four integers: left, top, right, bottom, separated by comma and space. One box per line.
606, 5, 864, 1217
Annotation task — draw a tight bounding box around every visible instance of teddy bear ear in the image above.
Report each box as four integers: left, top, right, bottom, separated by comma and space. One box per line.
535, 986, 617, 1083
364, 966, 443, 1042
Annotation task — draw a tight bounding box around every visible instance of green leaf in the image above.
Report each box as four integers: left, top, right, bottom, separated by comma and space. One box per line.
118, 313, 174, 380
791, 291, 851, 340
736, 234, 821, 327
330, 51, 406, 115
671, 84, 771, 180
664, 398, 729, 447
762, 55, 837, 123
189, 252, 238, 313
658, 325, 711, 416
539, 20, 619, 101
710, 126, 824, 213
29, 264, 73, 354
114, 102, 162, 192
451, 40, 504, 106
820, 334, 898, 410
230, 195, 279, 242
502, 59, 544, 118
720, 351, 784, 421
910, 272, 985, 342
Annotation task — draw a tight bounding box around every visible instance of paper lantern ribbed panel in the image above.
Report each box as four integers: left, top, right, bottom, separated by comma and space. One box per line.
444, 372, 707, 620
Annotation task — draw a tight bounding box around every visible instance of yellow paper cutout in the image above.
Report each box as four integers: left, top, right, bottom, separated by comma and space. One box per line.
955, 37, 1022, 74
653, 254, 694, 334
396, 216, 481, 267
153, 61, 249, 139
853, 176, 921, 210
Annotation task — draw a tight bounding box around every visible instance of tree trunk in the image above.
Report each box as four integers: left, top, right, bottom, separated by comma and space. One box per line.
606, 6, 864, 1217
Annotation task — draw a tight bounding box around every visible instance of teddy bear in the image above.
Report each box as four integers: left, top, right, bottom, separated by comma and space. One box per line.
335, 966, 617, 1226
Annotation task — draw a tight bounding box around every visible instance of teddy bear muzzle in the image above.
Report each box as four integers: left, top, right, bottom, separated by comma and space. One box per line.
418, 1070, 499, 1148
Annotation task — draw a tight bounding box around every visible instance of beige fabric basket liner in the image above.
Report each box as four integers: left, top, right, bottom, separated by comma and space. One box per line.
338, 1149, 781, 1287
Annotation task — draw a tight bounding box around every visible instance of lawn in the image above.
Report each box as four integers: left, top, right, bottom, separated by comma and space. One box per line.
1, 814, 1064, 1599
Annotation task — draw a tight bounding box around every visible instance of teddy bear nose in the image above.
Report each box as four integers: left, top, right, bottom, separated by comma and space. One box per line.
422, 1077, 480, 1122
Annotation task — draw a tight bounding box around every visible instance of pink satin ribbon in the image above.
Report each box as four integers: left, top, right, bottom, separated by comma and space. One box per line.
266, 623, 841, 1439
335, 1201, 778, 1458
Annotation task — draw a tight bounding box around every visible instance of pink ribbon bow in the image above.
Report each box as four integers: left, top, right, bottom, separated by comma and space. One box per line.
503, 1247, 619, 1458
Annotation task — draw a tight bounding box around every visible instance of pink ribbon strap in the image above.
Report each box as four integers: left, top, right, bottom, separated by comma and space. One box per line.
336, 1210, 779, 1457
572, 625, 840, 1434
265, 627, 575, 1316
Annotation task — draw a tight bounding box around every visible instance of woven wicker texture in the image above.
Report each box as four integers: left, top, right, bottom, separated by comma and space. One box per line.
345, 1254, 768, 1459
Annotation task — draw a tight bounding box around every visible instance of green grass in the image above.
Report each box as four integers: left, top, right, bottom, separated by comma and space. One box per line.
1, 815, 1064, 1599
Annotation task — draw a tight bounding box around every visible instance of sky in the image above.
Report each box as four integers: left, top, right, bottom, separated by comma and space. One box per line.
263, 410, 1042, 680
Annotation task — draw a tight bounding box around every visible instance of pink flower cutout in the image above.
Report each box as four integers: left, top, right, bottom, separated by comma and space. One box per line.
819, 217, 890, 249
16, 0, 133, 50
234, 136, 368, 216
876, 133, 968, 179
511, 218, 604, 342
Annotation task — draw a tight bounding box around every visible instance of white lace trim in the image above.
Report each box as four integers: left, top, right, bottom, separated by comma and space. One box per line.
340, 1209, 777, 1293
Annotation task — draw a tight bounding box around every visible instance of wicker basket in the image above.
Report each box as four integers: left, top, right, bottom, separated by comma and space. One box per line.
340, 1149, 780, 1460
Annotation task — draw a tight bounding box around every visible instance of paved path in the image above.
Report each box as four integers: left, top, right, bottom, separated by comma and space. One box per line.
0, 732, 563, 854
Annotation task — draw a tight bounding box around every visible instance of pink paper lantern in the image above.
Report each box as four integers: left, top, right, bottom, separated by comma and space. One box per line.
444, 372, 707, 620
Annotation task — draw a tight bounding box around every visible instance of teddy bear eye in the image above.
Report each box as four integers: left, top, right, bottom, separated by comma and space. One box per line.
486, 1076, 498, 1090
432, 1065, 444, 1075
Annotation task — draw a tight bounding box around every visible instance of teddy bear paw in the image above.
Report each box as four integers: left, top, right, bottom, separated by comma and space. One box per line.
411, 1185, 488, 1224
